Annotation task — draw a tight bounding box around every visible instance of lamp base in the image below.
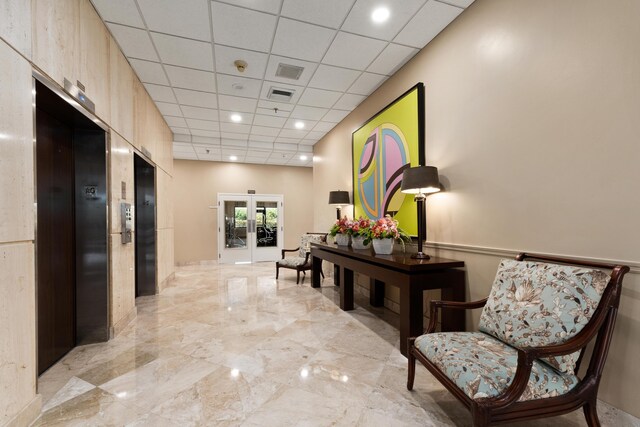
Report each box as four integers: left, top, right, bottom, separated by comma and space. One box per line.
411, 252, 431, 260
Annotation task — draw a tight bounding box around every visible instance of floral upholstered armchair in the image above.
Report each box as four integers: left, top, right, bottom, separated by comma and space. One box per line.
407, 253, 629, 427
275, 233, 327, 284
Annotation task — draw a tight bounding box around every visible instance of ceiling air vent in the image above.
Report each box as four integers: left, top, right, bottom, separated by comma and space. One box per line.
267, 86, 295, 102
275, 63, 304, 80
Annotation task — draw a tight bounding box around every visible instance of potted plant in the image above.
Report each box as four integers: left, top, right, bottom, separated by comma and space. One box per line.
349, 217, 372, 249
329, 216, 352, 246
367, 215, 410, 254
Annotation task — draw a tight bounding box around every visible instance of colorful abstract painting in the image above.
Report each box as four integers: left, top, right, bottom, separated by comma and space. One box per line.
352, 83, 424, 236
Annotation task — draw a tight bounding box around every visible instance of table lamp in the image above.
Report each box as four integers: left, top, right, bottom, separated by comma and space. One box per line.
328, 190, 350, 220
401, 166, 441, 259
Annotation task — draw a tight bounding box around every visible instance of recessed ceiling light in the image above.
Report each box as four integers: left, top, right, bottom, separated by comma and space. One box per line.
371, 7, 390, 23
299, 155, 308, 161
230, 114, 242, 123
294, 121, 305, 129
229, 155, 238, 161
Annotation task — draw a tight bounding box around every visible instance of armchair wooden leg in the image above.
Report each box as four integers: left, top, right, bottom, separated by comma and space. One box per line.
296, 270, 301, 284
407, 338, 416, 391
276, 265, 279, 279
471, 406, 490, 427
583, 399, 601, 427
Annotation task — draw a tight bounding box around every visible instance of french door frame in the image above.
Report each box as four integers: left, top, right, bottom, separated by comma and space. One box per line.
217, 193, 284, 264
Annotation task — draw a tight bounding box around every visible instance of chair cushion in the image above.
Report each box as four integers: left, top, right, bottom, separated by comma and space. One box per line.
278, 257, 308, 268
415, 332, 579, 401
478, 259, 610, 374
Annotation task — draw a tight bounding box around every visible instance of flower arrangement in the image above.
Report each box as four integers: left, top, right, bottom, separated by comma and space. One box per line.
329, 216, 352, 236
366, 215, 410, 243
349, 217, 371, 237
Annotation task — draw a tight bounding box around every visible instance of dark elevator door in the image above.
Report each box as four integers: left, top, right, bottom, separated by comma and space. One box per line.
36, 107, 76, 374
134, 154, 156, 296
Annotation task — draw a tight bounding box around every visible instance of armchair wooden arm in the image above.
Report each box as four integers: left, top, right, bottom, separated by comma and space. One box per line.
426, 298, 488, 334
280, 247, 300, 259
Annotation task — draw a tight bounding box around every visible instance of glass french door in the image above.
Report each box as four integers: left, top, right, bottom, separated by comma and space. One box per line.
218, 194, 283, 264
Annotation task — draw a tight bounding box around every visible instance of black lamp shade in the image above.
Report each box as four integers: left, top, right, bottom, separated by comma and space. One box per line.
401, 166, 441, 194
328, 190, 350, 205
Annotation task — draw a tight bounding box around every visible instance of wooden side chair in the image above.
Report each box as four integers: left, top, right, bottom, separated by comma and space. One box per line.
407, 253, 630, 426
276, 233, 327, 284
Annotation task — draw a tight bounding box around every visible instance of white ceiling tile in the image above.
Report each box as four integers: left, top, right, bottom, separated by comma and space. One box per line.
256, 108, 291, 118
297, 145, 313, 153
305, 130, 327, 140
348, 72, 386, 95
137, 0, 211, 41
174, 88, 218, 108
220, 122, 252, 133
298, 88, 341, 108
181, 105, 219, 121
251, 126, 280, 137
394, 1, 463, 48
308, 64, 360, 91
164, 116, 188, 127
107, 23, 158, 61
211, 2, 277, 52
219, 111, 254, 124
193, 145, 221, 154
222, 147, 244, 157
278, 129, 307, 139
313, 121, 336, 132
276, 137, 302, 144
174, 151, 199, 160
186, 118, 220, 131
290, 105, 329, 121
248, 142, 274, 150
173, 133, 191, 142
144, 83, 177, 102
274, 142, 298, 151
165, 65, 216, 91
217, 95, 257, 113
246, 148, 272, 157
220, 0, 282, 14
367, 43, 418, 75
221, 138, 248, 147
171, 127, 191, 136
300, 139, 317, 145
151, 32, 213, 70
260, 80, 304, 104
190, 129, 221, 137
341, 0, 426, 41
322, 32, 386, 70
253, 114, 287, 128
268, 151, 294, 161
257, 100, 294, 113
216, 74, 262, 98
284, 118, 316, 130
128, 59, 169, 85
92, 0, 144, 28
271, 19, 335, 62
280, 0, 355, 28
333, 93, 366, 110
192, 136, 221, 145
244, 158, 266, 164
264, 55, 318, 86
322, 109, 350, 123
445, 0, 475, 7
156, 102, 182, 116
198, 154, 223, 161
214, 45, 269, 80
249, 134, 276, 142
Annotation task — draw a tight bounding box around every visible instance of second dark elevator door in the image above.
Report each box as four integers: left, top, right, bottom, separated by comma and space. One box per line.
134, 154, 156, 297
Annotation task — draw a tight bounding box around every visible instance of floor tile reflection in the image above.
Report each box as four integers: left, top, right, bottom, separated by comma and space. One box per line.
36, 262, 639, 426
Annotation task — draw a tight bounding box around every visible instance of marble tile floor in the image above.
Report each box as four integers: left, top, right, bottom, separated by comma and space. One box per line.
35, 263, 640, 426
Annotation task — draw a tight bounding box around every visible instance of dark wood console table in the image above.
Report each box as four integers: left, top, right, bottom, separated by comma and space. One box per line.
310, 242, 465, 356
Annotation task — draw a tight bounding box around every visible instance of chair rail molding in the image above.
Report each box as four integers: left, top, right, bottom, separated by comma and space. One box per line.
426, 241, 640, 275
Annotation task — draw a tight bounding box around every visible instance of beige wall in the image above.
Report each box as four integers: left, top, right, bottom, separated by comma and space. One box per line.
313, 0, 640, 417
0, 0, 174, 424
174, 160, 313, 264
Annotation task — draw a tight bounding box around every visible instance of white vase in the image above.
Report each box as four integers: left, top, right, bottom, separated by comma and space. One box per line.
335, 234, 350, 246
372, 238, 394, 254
351, 235, 370, 249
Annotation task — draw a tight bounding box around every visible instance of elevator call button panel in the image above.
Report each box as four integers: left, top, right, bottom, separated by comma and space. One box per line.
121, 202, 133, 244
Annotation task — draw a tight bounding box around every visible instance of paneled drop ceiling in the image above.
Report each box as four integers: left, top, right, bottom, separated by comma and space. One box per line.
91, 0, 475, 167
